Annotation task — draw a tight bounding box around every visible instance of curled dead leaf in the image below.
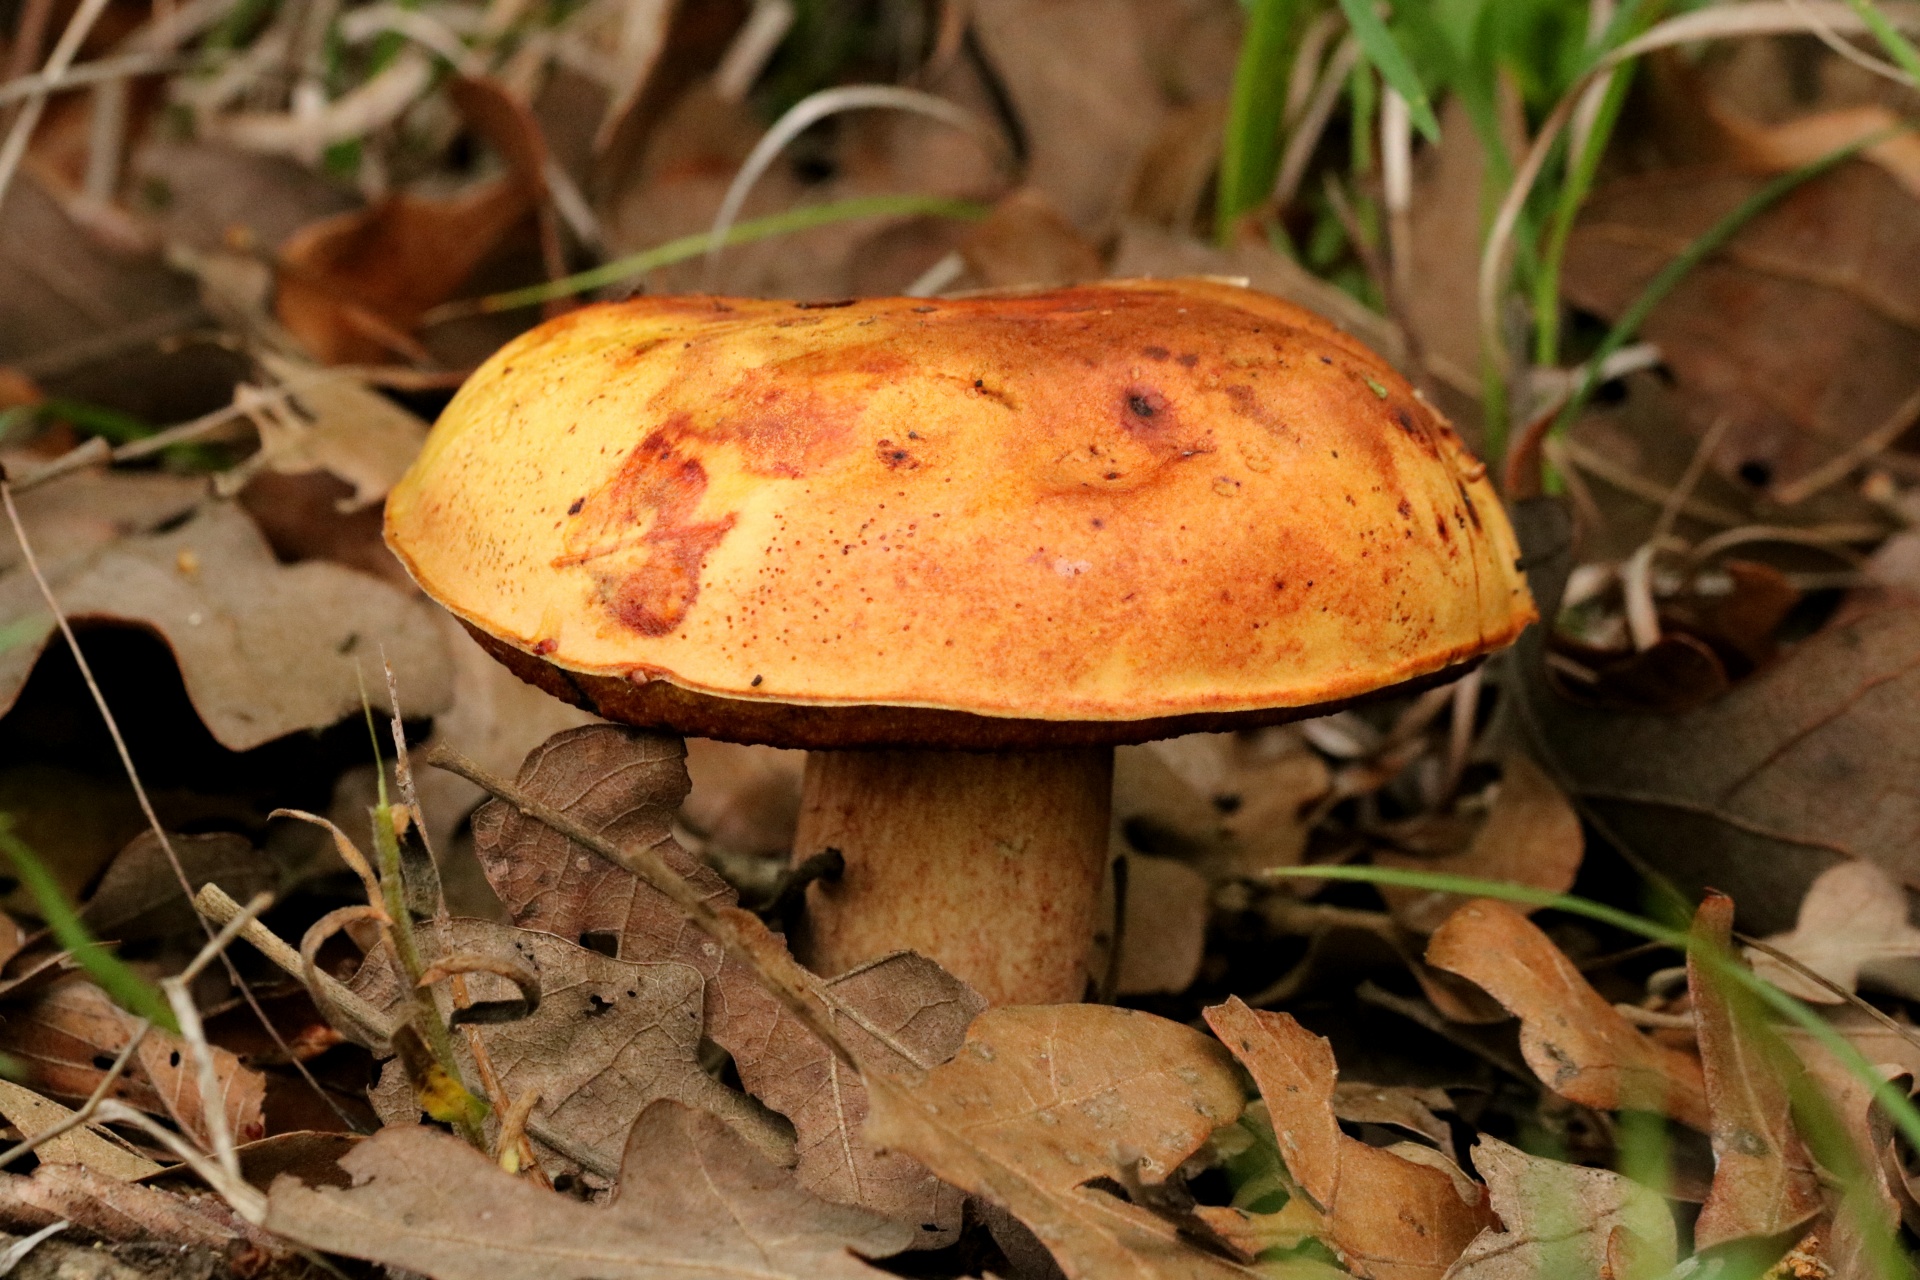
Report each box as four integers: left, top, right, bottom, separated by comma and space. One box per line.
1689, 893, 1823, 1251
1426, 900, 1710, 1130
1203, 998, 1493, 1280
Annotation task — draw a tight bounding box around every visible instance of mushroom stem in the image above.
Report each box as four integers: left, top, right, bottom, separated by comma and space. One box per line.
791, 746, 1114, 1005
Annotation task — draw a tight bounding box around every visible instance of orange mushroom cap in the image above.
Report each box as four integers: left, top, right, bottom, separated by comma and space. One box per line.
385, 278, 1535, 748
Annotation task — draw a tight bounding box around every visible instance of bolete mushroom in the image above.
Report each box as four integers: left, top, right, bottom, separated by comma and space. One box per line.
385, 279, 1535, 1005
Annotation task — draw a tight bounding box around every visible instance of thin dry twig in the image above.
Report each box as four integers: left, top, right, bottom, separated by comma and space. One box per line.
0, 0, 113, 214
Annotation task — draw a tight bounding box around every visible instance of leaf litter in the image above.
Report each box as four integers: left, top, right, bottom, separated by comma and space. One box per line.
3, 3, 1920, 1279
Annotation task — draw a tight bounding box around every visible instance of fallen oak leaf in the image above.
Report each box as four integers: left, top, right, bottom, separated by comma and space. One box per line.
0, 487, 452, 750
1748, 861, 1920, 1005
1689, 892, 1823, 1251
1203, 998, 1493, 1280
1447, 1135, 1677, 1280
264, 1100, 911, 1280
350, 918, 790, 1174
472, 724, 980, 1244
1426, 899, 1710, 1131
0, 979, 266, 1150
1521, 598, 1920, 936
0, 1162, 268, 1251
862, 1004, 1256, 1279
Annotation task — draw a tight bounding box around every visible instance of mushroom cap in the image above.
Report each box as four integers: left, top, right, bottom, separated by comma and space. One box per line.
385, 279, 1535, 749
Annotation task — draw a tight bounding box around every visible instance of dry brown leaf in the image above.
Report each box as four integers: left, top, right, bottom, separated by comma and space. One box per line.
1203, 998, 1493, 1280
0, 1162, 261, 1250
0, 480, 452, 750
470, 725, 979, 1243
1447, 1135, 1677, 1280
265, 1101, 910, 1280
1562, 161, 1920, 495
83, 831, 270, 945
1689, 893, 1823, 1249
1092, 853, 1210, 997
0, 979, 266, 1147
0, 1079, 160, 1181
1112, 728, 1330, 879
863, 1004, 1254, 1279
351, 918, 784, 1173
1426, 900, 1710, 1130
968, 0, 1165, 232
240, 353, 431, 510
1524, 599, 1920, 935
275, 179, 530, 365
1377, 754, 1584, 934
1750, 861, 1920, 1004
1330, 1083, 1453, 1149
740, 950, 984, 1247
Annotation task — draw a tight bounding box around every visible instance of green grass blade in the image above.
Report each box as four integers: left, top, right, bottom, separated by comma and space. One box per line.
1845, 0, 1920, 85
0, 818, 176, 1032
1261, 864, 1920, 1166
1552, 124, 1905, 433
1217, 0, 1303, 243
446, 194, 989, 319
1334, 0, 1440, 142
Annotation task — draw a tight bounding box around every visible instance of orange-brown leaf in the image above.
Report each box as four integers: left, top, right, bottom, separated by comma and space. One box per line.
1204, 998, 1494, 1280
1426, 900, 1709, 1130
1689, 893, 1823, 1250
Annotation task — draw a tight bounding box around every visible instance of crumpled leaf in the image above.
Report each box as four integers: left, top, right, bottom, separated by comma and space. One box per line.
0, 979, 266, 1151
0, 479, 451, 750
863, 1004, 1254, 1279
1750, 861, 1920, 1004
1426, 900, 1710, 1130
472, 725, 981, 1244
1689, 893, 1823, 1251
351, 918, 786, 1174
1563, 156, 1920, 494
1447, 1135, 1677, 1280
0, 1079, 159, 1181
272, 74, 549, 367
265, 1101, 910, 1280
1204, 998, 1493, 1280
1376, 754, 1584, 934
1523, 599, 1920, 935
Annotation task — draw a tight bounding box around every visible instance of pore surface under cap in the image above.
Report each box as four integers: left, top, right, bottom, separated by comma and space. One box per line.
385, 279, 1534, 744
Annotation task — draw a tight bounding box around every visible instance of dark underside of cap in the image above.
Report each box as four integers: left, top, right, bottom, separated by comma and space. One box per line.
467, 622, 1489, 750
